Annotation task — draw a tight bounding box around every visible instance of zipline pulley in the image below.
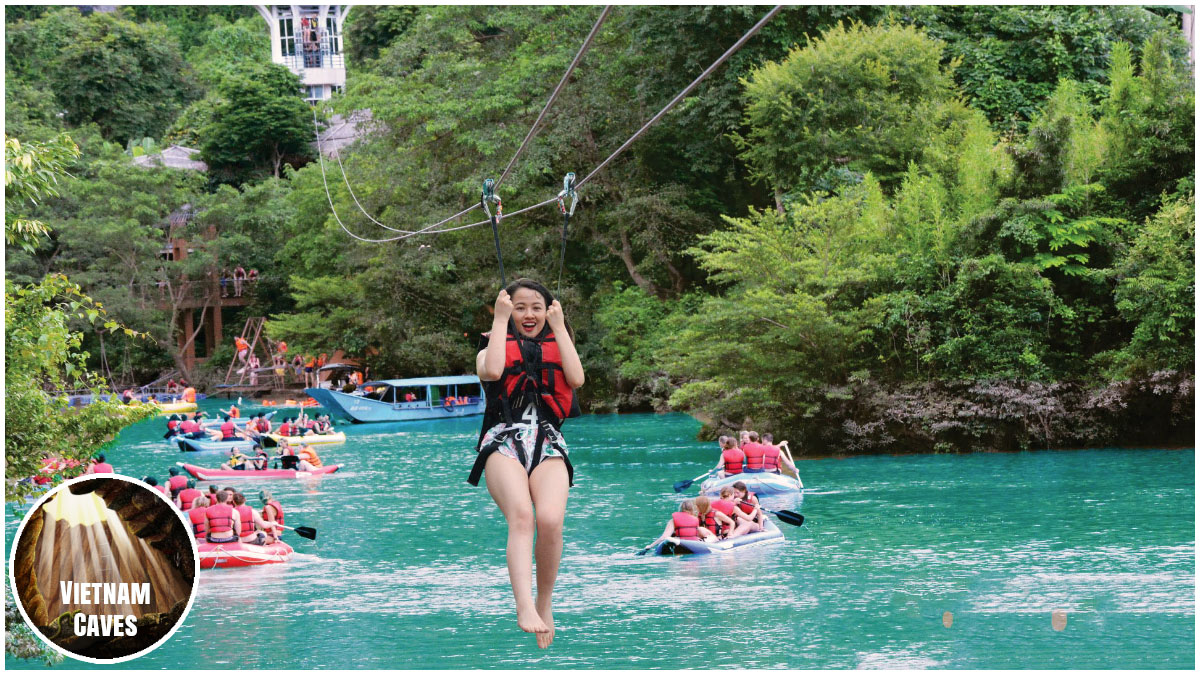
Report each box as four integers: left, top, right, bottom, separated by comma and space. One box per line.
555, 172, 578, 295
482, 178, 507, 287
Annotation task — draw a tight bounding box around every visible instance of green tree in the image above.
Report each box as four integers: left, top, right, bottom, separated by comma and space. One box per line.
903, 5, 1185, 131
5, 133, 80, 253
735, 21, 959, 194
1107, 195, 1195, 375
14, 9, 201, 143
200, 62, 313, 182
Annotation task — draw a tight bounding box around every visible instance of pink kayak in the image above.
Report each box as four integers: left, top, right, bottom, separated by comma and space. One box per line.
182, 463, 341, 480
198, 540, 294, 569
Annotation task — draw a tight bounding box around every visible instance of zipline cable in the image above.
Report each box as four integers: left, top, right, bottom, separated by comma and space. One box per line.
317, 5, 782, 243
321, 6, 610, 235
575, 4, 782, 189
495, 5, 612, 189
312, 111, 480, 243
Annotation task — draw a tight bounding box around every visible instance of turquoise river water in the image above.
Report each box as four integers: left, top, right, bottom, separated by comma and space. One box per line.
6, 403, 1194, 669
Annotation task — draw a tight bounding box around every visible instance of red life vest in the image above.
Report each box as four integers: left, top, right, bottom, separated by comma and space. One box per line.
706, 499, 737, 535
494, 328, 576, 425
671, 512, 701, 541
763, 444, 781, 472
206, 503, 234, 534
737, 492, 759, 515
178, 488, 202, 510
168, 475, 187, 493
742, 442, 765, 471
188, 508, 207, 540
256, 418, 270, 433
278, 423, 291, 437
180, 420, 200, 433
262, 500, 284, 526
167, 419, 179, 431
92, 462, 114, 473
235, 505, 255, 537
155, 485, 169, 496
722, 447, 744, 474
220, 421, 235, 439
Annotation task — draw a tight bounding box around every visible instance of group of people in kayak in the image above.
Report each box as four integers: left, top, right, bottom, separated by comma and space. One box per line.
714, 430, 797, 478
177, 480, 285, 547
143, 467, 285, 546
218, 439, 323, 472
164, 409, 337, 443
654, 481, 768, 544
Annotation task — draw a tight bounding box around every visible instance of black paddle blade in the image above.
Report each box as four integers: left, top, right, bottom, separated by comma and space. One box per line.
261, 435, 278, 448
770, 509, 805, 527
293, 526, 317, 540
672, 479, 692, 493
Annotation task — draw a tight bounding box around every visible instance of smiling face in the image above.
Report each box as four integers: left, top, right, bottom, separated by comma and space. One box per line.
511, 287, 548, 337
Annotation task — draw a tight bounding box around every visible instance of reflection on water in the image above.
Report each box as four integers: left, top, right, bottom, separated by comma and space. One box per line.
6, 410, 1194, 669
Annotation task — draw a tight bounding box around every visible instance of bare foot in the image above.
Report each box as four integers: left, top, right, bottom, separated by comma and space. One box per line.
535, 602, 555, 649
516, 604, 550, 635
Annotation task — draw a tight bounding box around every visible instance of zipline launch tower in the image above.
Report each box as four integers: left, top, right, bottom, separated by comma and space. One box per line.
257, 5, 351, 103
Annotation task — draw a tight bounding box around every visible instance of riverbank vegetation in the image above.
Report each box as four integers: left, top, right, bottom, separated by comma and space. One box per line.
6, 6, 1194, 456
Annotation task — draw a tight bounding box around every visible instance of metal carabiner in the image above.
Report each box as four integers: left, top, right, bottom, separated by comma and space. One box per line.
556, 172, 578, 216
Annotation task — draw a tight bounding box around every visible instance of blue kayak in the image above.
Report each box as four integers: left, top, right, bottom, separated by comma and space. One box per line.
654, 518, 784, 555
177, 437, 259, 453
699, 471, 802, 496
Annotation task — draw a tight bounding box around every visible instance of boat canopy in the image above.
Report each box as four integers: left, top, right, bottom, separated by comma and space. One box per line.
362, 375, 481, 388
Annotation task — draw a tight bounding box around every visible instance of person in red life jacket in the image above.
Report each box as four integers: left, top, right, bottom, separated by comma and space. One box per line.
250, 445, 270, 470
176, 479, 203, 511
761, 433, 798, 476
166, 467, 188, 496
255, 413, 273, 434
206, 484, 222, 505
275, 440, 301, 470
143, 475, 169, 497
88, 453, 114, 474
714, 435, 744, 478
649, 499, 717, 549
259, 490, 284, 543
727, 481, 767, 537
232, 492, 269, 545
709, 488, 741, 539
694, 495, 736, 540
470, 279, 584, 649
741, 431, 766, 473
163, 414, 183, 440
205, 491, 240, 543
188, 495, 209, 542
276, 418, 293, 438
178, 416, 206, 439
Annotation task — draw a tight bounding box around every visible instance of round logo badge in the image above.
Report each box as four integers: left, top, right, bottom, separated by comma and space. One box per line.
9, 475, 199, 663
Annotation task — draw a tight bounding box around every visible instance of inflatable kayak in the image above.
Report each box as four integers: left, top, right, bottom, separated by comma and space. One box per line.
700, 471, 802, 496
176, 437, 259, 453
654, 518, 784, 556
199, 540, 294, 569
182, 463, 341, 480
262, 431, 346, 446
155, 400, 197, 415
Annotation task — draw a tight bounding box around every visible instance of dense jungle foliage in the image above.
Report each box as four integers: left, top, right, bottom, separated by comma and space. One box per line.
5, 5, 1195, 455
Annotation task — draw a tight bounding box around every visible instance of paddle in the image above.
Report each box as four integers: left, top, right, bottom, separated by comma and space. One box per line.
673, 467, 717, 493
759, 506, 805, 527
275, 523, 317, 541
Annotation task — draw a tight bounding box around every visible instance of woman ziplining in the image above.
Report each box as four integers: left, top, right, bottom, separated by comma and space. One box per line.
469, 278, 584, 649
